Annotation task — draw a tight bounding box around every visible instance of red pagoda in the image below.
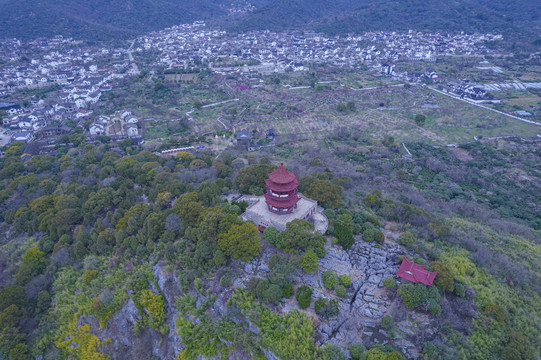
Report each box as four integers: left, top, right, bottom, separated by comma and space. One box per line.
264, 163, 301, 215
396, 257, 437, 286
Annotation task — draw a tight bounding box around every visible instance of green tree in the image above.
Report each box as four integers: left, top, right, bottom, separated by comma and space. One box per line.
305, 180, 342, 208
427, 298, 442, 316
339, 275, 351, 287
414, 114, 426, 125
299, 249, 318, 273
335, 285, 347, 298
336, 213, 354, 231
218, 222, 261, 261
282, 283, 294, 298
398, 231, 416, 248
399, 283, 428, 308
295, 285, 312, 309
16, 247, 48, 284
8, 343, 28, 360
314, 298, 327, 314
119, 138, 133, 151
363, 228, 374, 242
380, 315, 393, 331
0, 305, 23, 330
322, 271, 338, 290
428, 261, 454, 292
173, 192, 205, 227
350, 344, 365, 359
0, 286, 26, 313
374, 231, 385, 244
234, 164, 276, 193
22, 247, 47, 271
278, 219, 326, 257
263, 227, 280, 245
322, 344, 347, 360
335, 222, 355, 249
383, 277, 397, 290
502, 332, 535, 360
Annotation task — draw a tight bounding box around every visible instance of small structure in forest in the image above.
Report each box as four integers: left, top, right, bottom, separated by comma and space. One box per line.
236, 129, 252, 148
396, 257, 437, 286
241, 163, 327, 233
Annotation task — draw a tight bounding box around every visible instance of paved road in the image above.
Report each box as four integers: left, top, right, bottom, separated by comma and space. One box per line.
427, 86, 541, 127
127, 40, 140, 75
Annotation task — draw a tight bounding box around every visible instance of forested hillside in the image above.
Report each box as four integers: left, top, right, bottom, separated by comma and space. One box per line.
0, 0, 228, 41
0, 134, 539, 359
0, 0, 539, 41
231, 0, 540, 38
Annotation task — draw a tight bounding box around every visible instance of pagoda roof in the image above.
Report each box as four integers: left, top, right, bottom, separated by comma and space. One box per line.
396, 257, 437, 286
264, 194, 300, 208
265, 178, 298, 192
267, 163, 297, 185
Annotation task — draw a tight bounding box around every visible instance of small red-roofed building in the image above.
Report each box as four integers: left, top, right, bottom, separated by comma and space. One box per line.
396, 257, 437, 286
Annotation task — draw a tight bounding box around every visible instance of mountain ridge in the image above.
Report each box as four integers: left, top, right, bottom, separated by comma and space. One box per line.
0, 0, 539, 41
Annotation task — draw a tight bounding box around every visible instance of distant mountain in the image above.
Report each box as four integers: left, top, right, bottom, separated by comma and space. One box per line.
231, 0, 540, 37
0, 0, 538, 41
0, 0, 229, 41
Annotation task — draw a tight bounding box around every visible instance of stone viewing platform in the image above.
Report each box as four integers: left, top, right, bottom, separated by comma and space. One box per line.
239, 163, 328, 233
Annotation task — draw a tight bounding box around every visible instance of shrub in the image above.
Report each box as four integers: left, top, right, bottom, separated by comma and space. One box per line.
194, 278, 204, 294
398, 231, 416, 248
138, 290, 166, 330
220, 273, 232, 288
246, 277, 260, 293
9, 343, 29, 360
454, 283, 465, 297
265, 284, 283, 304
322, 271, 338, 290
83, 269, 98, 283
255, 279, 270, 300
326, 299, 340, 317
362, 221, 375, 232
339, 275, 351, 287
381, 315, 393, 331
314, 298, 327, 314
362, 228, 374, 242
295, 285, 313, 309
374, 231, 385, 244
282, 283, 294, 298
383, 277, 397, 290
268, 254, 281, 269
321, 344, 347, 360
323, 208, 336, 220
335, 285, 347, 298
427, 299, 442, 316
299, 249, 318, 273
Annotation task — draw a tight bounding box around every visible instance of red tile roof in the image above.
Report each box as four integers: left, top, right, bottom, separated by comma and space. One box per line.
264, 194, 300, 208
267, 163, 297, 184
264, 178, 299, 192
396, 257, 437, 286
